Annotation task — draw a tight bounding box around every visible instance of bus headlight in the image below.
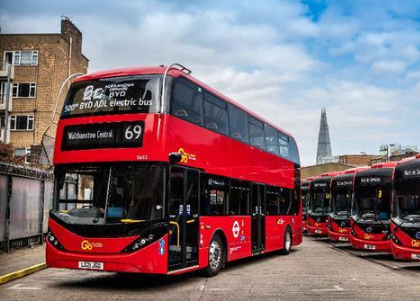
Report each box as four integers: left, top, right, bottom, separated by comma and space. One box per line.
122, 225, 165, 253
47, 230, 64, 250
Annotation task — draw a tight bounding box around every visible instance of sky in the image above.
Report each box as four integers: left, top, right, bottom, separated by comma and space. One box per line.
1, 0, 420, 166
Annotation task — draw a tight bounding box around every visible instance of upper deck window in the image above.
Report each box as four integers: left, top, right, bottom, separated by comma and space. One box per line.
204, 92, 228, 135
249, 117, 266, 150
265, 124, 280, 156
228, 104, 249, 144
61, 75, 161, 118
171, 77, 203, 125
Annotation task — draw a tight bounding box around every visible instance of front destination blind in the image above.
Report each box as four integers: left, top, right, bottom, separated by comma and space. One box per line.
62, 121, 144, 151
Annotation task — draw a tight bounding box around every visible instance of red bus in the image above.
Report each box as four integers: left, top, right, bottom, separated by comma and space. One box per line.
327, 167, 369, 242
301, 177, 316, 233
46, 64, 302, 277
350, 162, 397, 252
391, 154, 420, 260
306, 172, 343, 236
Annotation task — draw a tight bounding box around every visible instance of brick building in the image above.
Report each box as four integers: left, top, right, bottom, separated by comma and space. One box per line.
337, 154, 376, 166
0, 17, 89, 164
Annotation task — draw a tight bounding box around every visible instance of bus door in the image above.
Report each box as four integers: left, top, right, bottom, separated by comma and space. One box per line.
251, 184, 266, 253
168, 166, 200, 271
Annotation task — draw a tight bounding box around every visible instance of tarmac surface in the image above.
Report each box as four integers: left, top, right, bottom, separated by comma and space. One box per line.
1, 236, 420, 301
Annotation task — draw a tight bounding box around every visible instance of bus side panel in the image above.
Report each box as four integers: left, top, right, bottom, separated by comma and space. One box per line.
199, 216, 252, 267
265, 216, 284, 252
168, 117, 295, 189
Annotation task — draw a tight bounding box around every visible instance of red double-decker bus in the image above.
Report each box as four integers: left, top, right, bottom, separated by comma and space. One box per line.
350, 162, 397, 252
306, 172, 343, 236
391, 154, 420, 260
46, 64, 302, 277
327, 167, 369, 242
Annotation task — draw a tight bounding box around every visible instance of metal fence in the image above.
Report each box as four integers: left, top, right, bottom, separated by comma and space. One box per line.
0, 162, 53, 252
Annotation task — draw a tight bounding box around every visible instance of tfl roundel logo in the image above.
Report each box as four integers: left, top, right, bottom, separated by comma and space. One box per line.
366, 227, 373, 233
415, 232, 420, 240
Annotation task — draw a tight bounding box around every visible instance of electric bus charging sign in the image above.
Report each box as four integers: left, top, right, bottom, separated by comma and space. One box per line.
62, 121, 144, 150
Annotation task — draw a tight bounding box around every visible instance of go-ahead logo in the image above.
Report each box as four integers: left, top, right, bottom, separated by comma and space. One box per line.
81, 240, 103, 251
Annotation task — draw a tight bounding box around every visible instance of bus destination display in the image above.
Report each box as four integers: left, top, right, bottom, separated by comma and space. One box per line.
62, 121, 144, 150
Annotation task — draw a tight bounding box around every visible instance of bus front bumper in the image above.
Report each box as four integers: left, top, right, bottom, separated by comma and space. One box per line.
46, 237, 168, 274
349, 234, 391, 252
391, 242, 420, 261
306, 224, 328, 236
327, 228, 350, 242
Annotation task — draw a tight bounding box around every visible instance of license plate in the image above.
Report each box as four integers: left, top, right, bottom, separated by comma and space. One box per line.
364, 244, 376, 250
411, 254, 420, 260
315, 230, 323, 234
78, 261, 104, 270
339, 237, 349, 242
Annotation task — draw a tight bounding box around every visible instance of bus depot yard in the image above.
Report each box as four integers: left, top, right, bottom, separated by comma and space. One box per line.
0, 236, 419, 301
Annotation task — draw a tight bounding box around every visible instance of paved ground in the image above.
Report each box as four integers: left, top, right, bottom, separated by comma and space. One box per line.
1, 237, 420, 301
0, 244, 45, 276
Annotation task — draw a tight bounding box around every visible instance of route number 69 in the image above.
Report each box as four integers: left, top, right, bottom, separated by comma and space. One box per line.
125, 124, 142, 140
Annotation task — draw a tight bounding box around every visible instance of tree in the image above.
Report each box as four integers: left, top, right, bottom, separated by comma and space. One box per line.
0, 142, 14, 162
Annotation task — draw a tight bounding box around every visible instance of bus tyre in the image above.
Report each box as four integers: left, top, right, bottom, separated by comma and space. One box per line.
279, 228, 292, 255
204, 234, 224, 277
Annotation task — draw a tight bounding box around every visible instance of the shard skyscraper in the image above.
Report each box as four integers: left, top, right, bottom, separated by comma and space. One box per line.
316, 108, 333, 165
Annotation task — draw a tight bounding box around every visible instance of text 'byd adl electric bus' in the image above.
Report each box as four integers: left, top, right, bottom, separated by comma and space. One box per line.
46, 64, 302, 277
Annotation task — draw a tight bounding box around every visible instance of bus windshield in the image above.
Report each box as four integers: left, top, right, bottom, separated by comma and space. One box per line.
53, 164, 163, 225
309, 190, 330, 214
61, 75, 161, 118
354, 186, 390, 221
395, 181, 420, 221
332, 189, 352, 217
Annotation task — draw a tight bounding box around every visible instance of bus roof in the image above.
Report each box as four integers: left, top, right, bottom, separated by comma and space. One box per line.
73, 65, 293, 138
371, 161, 399, 169
343, 166, 370, 174
321, 171, 345, 177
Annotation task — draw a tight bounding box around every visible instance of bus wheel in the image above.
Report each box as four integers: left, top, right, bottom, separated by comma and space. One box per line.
279, 227, 292, 255
204, 234, 224, 277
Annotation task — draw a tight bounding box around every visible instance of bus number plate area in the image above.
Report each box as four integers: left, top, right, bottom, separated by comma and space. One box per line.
364, 244, 376, 250
338, 237, 348, 242
78, 261, 104, 270
411, 254, 420, 260
315, 230, 323, 234
62, 121, 144, 151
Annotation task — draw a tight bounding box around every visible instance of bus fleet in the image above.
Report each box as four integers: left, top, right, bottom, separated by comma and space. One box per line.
303, 154, 420, 261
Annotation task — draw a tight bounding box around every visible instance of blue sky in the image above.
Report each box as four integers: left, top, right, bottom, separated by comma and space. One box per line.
1, 0, 420, 166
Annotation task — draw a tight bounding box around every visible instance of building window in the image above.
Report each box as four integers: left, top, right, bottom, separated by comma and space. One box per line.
14, 147, 31, 164
12, 83, 36, 98
10, 115, 34, 131
4, 50, 39, 66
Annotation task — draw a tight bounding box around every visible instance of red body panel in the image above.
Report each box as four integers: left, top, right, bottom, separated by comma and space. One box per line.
306, 215, 328, 236
390, 224, 420, 261
327, 217, 350, 242
46, 220, 169, 274
349, 220, 391, 252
